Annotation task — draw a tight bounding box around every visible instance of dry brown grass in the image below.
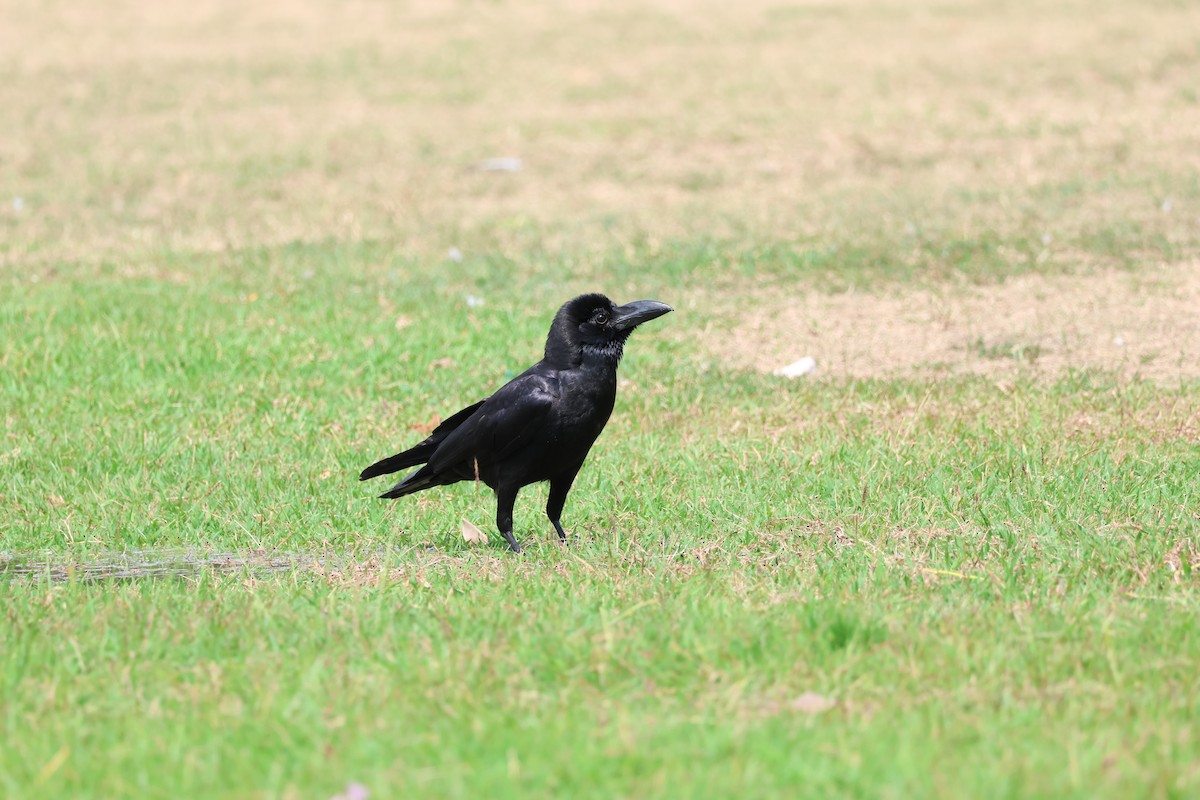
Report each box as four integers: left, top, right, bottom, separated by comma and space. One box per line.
3, 0, 1198, 267
714, 258, 1200, 380
7, 0, 1198, 379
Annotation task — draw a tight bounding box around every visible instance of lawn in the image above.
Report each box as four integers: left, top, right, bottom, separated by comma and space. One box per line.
3, 0, 1199, 797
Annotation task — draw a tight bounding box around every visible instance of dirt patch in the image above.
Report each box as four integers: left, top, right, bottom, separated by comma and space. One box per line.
716, 261, 1200, 381
0, 549, 325, 583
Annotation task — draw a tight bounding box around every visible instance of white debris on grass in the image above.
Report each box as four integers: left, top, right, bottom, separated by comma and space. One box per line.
773, 356, 817, 378
328, 783, 369, 800
478, 157, 522, 172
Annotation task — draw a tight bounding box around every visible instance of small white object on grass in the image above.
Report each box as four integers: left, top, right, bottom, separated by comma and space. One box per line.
478, 157, 522, 172
448, 246, 463, 263
328, 783, 369, 800
773, 356, 817, 378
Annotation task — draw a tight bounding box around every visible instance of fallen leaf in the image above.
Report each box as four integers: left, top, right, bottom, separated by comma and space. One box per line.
462, 518, 488, 544
429, 357, 454, 369
319, 470, 333, 480
410, 415, 441, 435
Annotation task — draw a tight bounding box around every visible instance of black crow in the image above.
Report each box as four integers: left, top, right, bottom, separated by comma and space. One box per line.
360, 293, 672, 552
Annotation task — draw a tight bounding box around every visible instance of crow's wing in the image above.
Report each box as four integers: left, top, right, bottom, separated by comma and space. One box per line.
430, 399, 488, 438
424, 369, 560, 473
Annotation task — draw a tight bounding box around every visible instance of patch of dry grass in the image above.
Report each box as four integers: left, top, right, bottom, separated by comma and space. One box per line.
3, 0, 1198, 270
712, 258, 1200, 379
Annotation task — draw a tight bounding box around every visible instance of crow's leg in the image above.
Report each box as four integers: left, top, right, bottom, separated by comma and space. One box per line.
547, 474, 578, 542
495, 486, 522, 553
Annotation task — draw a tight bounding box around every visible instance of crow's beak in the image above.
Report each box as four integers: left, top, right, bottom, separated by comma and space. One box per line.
612, 300, 673, 332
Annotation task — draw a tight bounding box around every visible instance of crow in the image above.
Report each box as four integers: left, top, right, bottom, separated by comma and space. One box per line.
360, 293, 672, 552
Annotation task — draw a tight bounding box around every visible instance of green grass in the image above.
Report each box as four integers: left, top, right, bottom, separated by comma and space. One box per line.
5, 559, 1197, 798
3, 241, 1199, 798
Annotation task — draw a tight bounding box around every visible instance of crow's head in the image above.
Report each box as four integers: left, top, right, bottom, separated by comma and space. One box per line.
545, 293, 673, 367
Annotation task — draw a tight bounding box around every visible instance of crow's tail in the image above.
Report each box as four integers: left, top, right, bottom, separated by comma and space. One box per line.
378, 471, 442, 499
359, 444, 433, 481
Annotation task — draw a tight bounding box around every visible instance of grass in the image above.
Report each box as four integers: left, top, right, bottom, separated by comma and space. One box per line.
4, 246, 1198, 798
3, 0, 1200, 797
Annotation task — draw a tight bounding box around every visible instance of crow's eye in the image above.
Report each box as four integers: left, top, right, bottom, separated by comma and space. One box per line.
593, 310, 609, 325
